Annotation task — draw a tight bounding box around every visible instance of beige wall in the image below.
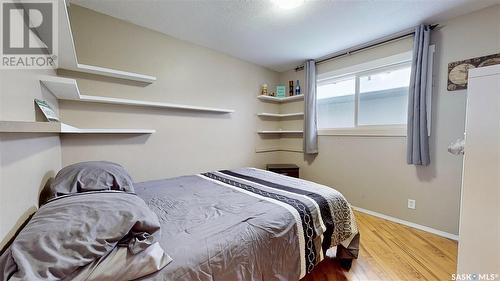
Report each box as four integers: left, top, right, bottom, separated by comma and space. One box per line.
277, 5, 500, 235
60, 5, 280, 182
0, 69, 62, 249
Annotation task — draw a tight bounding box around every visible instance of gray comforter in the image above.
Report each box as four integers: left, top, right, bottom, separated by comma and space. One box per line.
135, 168, 358, 281
0, 191, 164, 281
1, 167, 358, 281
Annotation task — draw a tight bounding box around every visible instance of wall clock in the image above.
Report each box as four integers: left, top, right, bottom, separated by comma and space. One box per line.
447, 53, 500, 91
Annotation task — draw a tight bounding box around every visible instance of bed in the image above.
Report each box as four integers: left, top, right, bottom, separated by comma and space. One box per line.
0, 163, 359, 281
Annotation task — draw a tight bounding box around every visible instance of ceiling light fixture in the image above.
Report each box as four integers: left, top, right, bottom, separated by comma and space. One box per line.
271, 0, 304, 10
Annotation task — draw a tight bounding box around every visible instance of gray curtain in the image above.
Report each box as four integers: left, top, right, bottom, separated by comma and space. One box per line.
304, 60, 318, 154
407, 24, 431, 165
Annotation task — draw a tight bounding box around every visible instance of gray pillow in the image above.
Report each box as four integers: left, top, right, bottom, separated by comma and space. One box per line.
50, 161, 135, 199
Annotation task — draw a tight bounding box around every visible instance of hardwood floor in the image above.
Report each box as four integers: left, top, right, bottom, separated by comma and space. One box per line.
302, 211, 458, 281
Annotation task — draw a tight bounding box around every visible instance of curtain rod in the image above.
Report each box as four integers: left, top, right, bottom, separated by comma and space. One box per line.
294, 24, 438, 72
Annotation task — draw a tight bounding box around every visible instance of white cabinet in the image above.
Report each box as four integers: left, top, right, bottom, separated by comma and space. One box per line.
457, 64, 500, 275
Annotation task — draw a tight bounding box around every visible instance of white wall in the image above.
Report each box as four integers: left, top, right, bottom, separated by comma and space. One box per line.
0, 69, 62, 249
277, 5, 500, 235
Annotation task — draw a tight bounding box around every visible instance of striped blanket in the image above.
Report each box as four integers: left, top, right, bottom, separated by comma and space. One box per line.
201, 168, 358, 276
135, 167, 359, 280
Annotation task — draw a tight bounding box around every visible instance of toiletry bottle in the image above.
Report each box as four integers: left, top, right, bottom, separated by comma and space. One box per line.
295, 80, 301, 95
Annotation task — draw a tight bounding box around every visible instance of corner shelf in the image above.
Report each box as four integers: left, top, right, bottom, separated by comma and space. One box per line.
257, 112, 304, 118
257, 130, 303, 134
40, 76, 235, 114
255, 147, 303, 153
0, 121, 155, 134
257, 95, 304, 103
56, 0, 156, 83
255, 91, 304, 152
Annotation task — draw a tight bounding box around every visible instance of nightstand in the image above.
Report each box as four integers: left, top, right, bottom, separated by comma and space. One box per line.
266, 164, 299, 178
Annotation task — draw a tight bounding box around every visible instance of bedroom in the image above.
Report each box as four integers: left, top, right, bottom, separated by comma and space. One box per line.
0, 0, 498, 280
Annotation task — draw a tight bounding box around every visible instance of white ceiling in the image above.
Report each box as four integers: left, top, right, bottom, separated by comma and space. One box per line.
71, 0, 499, 72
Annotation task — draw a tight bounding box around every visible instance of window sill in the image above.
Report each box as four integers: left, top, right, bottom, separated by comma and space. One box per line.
318, 125, 407, 137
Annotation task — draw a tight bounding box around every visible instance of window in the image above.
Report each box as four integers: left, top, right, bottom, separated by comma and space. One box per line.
317, 76, 356, 129
358, 65, 411, 126
316, 51, 419, 136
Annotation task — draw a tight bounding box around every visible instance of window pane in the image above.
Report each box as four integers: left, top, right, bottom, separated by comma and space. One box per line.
358, 66, 410, 126
317, 77, 355, 128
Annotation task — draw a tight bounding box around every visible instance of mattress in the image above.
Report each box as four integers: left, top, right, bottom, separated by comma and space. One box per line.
135, 168, 358, 281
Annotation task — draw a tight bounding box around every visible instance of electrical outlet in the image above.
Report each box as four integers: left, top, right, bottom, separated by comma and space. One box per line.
408, 199, 416, 210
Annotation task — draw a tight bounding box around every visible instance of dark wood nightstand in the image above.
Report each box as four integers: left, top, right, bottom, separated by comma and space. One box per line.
266, 164, 299, 178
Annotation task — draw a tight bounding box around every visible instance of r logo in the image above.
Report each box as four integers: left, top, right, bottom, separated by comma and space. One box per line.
2, 2, 53, 54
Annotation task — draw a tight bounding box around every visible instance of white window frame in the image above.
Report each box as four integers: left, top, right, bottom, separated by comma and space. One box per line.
317, 45, 435, 137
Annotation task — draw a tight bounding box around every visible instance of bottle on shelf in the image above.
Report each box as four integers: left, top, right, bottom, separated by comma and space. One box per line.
289, 80, 294, 96
295, 80, 301, 95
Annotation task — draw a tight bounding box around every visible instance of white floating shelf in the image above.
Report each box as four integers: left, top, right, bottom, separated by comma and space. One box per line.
56, 0, 156, 83
257, 130, 303, 134
40, 76, 80, 99
0, 121, 61, 133
0, 121, 155, 134
257, 95, 304, 103
72, 64, 156, 83
60, 123, 155, 134
255, 147, 303, 153
75, 95, 235, 113
257, 112, 304, 118
40, 76, 234, 114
